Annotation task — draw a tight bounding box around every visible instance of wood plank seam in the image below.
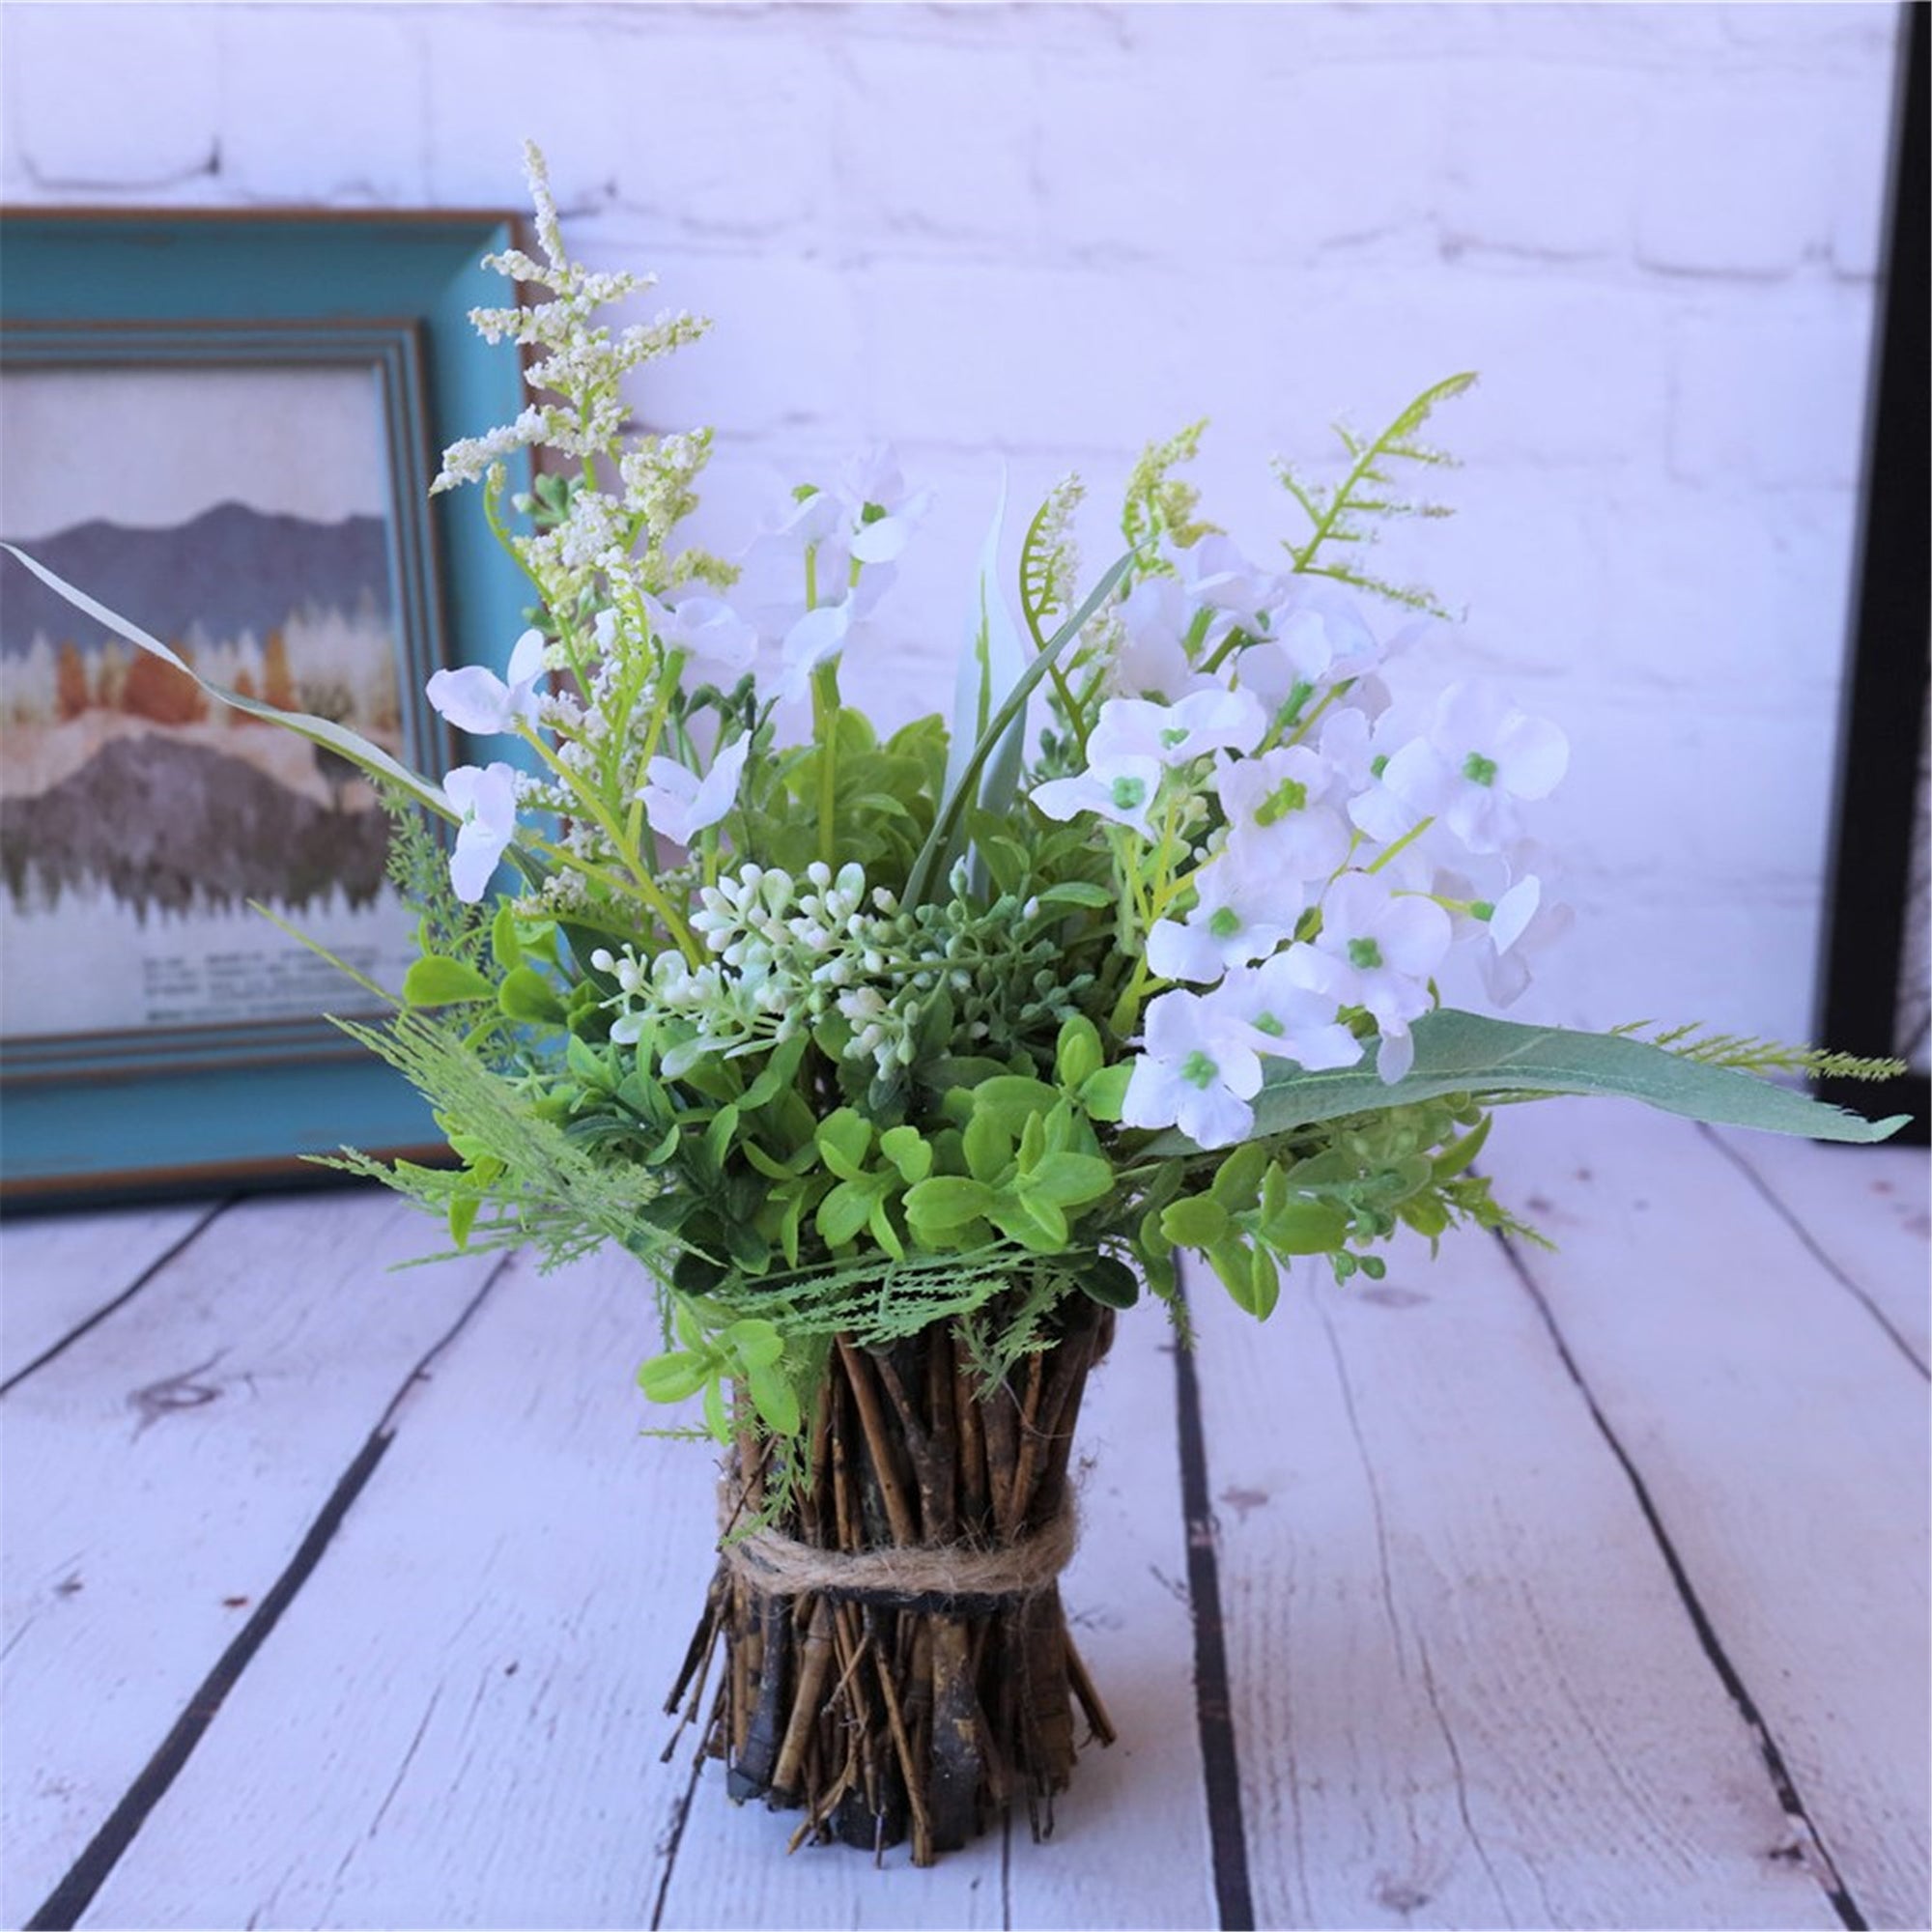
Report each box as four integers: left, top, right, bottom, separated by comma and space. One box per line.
647, 1730, 711, 1929
1695, 1125, 1930, 1379
0, 1200, 236, 1398
17, 1248, 518, 1932
1171, 1283, 1258, 1932
1488, 1223, 1871, 1932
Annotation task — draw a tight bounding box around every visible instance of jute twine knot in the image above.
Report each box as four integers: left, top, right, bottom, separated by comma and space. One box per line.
718, 1483, 1078, 1617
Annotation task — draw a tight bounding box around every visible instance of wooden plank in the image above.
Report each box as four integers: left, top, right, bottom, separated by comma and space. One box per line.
1190, 1182, 1845, 1927
0, 1188, 495, 1927
0, 1201, 219, 1381
1008, 1302, 1216, 1930
75, 1241, 713, 1931
1487, 1106, 1931, 1930
78, 1257, 1213, 1931
1705, 1124, 1930, 1370
653, 1297, 1217, 1931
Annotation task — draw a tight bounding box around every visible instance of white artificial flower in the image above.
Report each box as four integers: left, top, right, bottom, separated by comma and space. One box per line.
1145, 841, 1302, 985
641, 591, 758, 687
1313, 870, 1452, 1081
1173, 533, 1278, 631
1468, 849, 1576, 1007
1321, 704, 1431, 846
1088, 688, 1266, 769
1120, 987, 1266, 1149
1208, 945, 1364, 1073
443, 761, 521, 902
1238, 578, 1380, 705
1378, 680, 1569, 854
1216, 745, 1352, 881
426, 629, 547, 737
734, 487, 855, 641
840, 445, 932, 564
639, 734, 751, 846
1110, 576, 1220, 700
779, 598, 855, 701
1032, 753, 1165, 839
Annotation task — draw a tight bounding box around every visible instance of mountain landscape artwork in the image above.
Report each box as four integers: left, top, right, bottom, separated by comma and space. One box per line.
0, 363, 421, 1042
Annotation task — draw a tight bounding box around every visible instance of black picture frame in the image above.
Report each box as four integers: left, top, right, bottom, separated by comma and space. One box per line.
1817, 3, 1930, 1146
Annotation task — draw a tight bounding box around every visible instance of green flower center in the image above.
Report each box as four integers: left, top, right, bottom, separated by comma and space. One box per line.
1469, 898, 1495, 922
1348, 937, 1383, 971
1369, 753, 1389, 779
859, 500, 889, 526
1463, 751, 1499, 787
1208, 906, 1242, 939
1111, 775, 1149, 811
1180, 1049, 1219, 1089
1253, 1011, 1286, 1037
1255, 777, 1308, 826
1160, 725, 1190, 749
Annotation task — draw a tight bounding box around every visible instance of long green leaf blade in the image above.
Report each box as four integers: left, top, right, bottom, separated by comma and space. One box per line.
3, 541, 455, 821
905, 547, 1135, 907
1141, 1009, 1911, 1156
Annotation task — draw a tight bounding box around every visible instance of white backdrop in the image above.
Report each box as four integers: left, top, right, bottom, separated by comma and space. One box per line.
2, 0, 1904, 1041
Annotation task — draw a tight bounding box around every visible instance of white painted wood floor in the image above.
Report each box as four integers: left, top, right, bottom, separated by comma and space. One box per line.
2, 1110, 1926, 1932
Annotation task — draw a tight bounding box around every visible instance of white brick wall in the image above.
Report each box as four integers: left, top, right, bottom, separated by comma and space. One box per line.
1, 0, 1904, 1045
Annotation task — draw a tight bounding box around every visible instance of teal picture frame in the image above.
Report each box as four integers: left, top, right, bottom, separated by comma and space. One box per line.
0, 210, 533, 1207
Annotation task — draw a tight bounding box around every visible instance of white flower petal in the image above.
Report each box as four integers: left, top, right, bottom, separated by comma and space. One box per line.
426, 665, 518, 736
1494, 712, 1569, 799
1376, 1027, 1415, 1084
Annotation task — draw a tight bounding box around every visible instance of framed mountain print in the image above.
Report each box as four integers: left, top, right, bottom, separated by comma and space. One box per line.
0, 211, 532, 1205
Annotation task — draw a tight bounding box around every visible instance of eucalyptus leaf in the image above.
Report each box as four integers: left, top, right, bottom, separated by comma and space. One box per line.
1142, 1009, 1911, 1156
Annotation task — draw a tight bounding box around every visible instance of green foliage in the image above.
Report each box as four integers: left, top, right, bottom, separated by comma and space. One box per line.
1609, 1021, 1908, 1085
1122, 420, 1217, 560
1143, 1009, 1913, 1154
1273, 372, 1476, 616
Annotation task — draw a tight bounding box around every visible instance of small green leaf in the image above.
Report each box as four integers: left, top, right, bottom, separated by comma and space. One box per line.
447, 1191, 482, 1249
639, 1352, 713, 1405
491, 903, 524, 971
962, 1111, 1012, 1183
725, 1319, 784, 1369
1263, 1200, 1350, 1255
904, 1175, 995, 1231
1023, 1151, 1115, 1210
1038, 881, 1114, 911
1078, 1256, 1141, 1310
1054, 1015, 1104, 1089
814, 1108, 873, 1182
1209, 1143, 1268, 1211
1433, 1111, 1492, 1180
403, 955, 496, 1006
1077, 1065, 1131, 1122
879, 1123, 933, 1184
746, 1361, 802, 1437
702, 1379, 731, 1442
1162, 1196, 1230, 1248
815, 1180, 874, 1248
498, 966, 565, 1025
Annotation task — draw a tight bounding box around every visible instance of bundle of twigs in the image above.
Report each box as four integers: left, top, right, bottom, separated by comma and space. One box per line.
663, 1293, 1117, 1862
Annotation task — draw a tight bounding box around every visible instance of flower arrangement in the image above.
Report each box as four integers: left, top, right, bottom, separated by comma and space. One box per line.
11, 145, 1906, 1864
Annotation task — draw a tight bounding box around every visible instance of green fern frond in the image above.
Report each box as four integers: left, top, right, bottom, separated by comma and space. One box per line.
1297, 561, 1461, 617
312, 1009, 677, 1276
1019, 471, 1086, 648
1611, 1020, 1907, 1083
1122, 419, 1219, 561
1274, 371, 1475, 618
